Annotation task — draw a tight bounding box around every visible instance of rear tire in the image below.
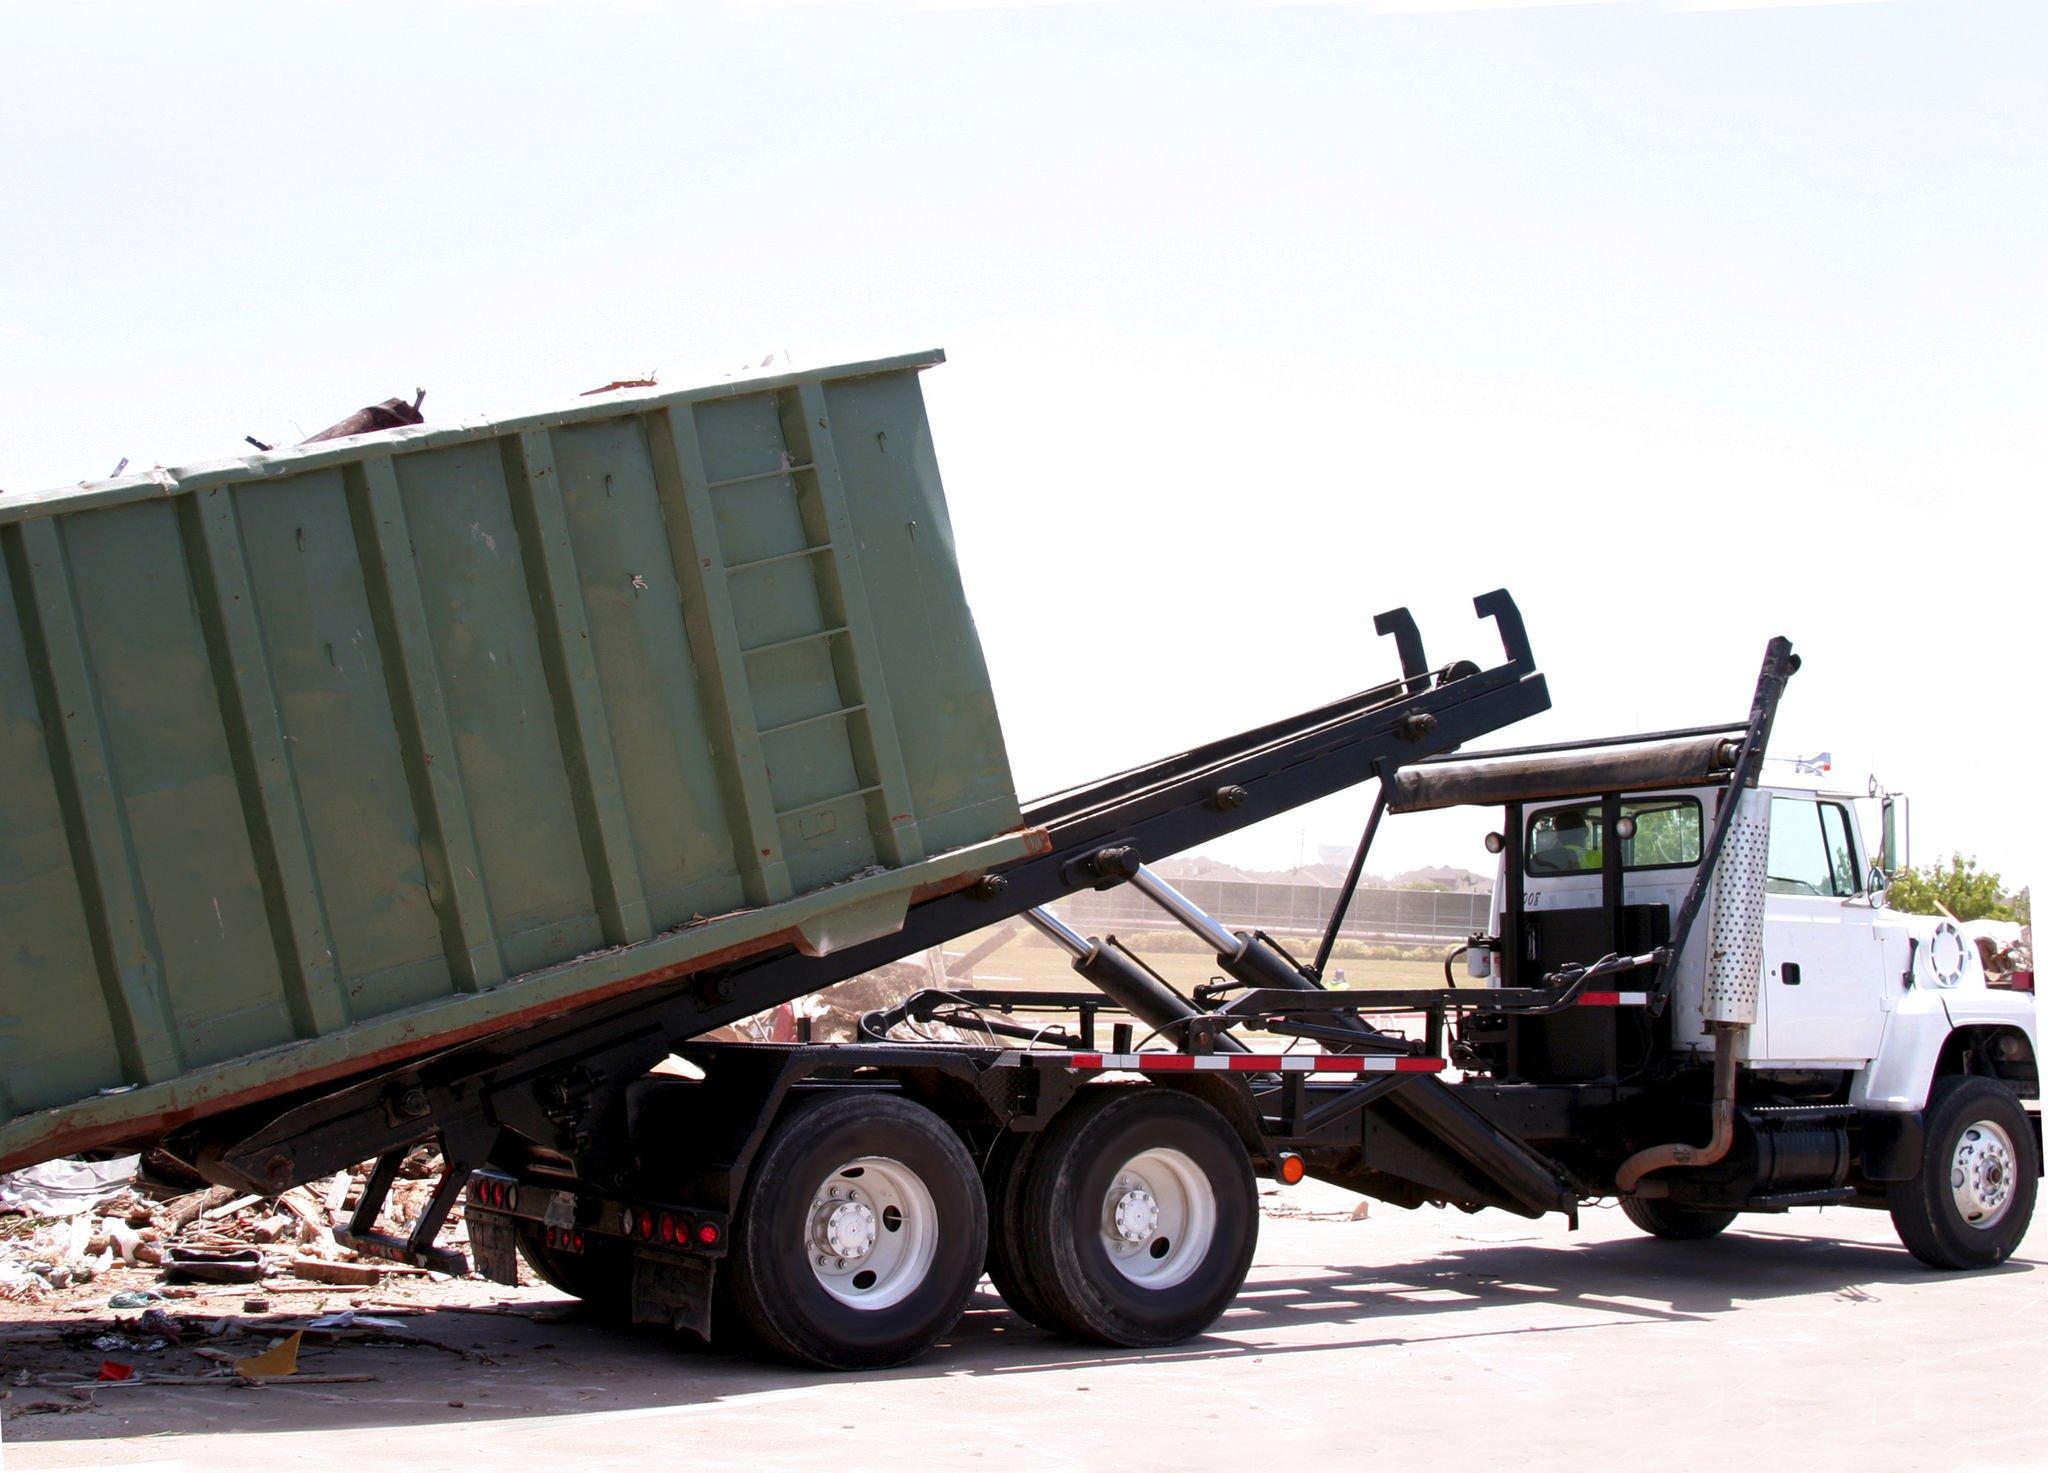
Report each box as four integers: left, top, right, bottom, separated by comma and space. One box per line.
1890, 1075, 2037, 1270
514, 1222, 632, 1315
983, 1130, 1061, 1331
1015, 1088, 1258, 1347
1619, 1196, 1738, 1241
729, 1091, 986, 1370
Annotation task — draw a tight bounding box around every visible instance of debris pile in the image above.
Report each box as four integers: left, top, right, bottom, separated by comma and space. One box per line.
0, 1151, 577, 1420
0, 1146, 465, 1305
1, 1293, 507, 1416
0, 1190, 155, 1297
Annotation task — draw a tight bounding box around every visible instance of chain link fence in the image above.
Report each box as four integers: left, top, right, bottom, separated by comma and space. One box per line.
1059, 879, 1490, 943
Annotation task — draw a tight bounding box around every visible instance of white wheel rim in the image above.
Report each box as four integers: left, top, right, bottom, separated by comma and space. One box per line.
1950, 1119, 2019, 1231
1098, 1146, 1217, 1290
805, 1156, 937, 1310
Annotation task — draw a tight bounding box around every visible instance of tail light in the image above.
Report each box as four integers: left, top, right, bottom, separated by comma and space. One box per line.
473, 1177, 515, 1209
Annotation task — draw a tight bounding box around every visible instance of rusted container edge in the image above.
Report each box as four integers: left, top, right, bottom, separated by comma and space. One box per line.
0, 824, 1044, 1172
0, 350, 947, 526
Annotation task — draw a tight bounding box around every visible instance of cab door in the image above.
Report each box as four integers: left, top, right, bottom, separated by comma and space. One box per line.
1757, 793, 1889, 1063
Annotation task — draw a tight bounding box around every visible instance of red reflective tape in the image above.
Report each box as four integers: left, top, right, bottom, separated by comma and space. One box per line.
1020, 1050, 1444, 1074
1578, 992, 1621, 1006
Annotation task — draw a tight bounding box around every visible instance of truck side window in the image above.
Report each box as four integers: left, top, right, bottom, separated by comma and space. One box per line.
1526, 797, 1701, 875
1766, 797, 1859, 897
1625, 798, 1702, 867
1529, 806, 1602, 873
1819, 802, 1859, 894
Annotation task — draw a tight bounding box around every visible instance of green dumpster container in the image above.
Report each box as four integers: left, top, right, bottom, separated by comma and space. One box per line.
0, 349, 1032, 1170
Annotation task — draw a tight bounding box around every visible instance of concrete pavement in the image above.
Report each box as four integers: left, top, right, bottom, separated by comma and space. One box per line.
5, 1183, 2041, 1472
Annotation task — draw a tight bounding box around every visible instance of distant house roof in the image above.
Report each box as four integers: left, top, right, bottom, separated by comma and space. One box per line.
1393, 865, 1491, 892
1279, 864, 1351, 887
1151, 855, 1258, 884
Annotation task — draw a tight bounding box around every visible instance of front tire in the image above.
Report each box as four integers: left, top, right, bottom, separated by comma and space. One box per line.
728, 1091, 986, 1370
1015, 1088, 1258, 1347
1619, 1196, 1737, 1241
1891, 1076, 2038, 1270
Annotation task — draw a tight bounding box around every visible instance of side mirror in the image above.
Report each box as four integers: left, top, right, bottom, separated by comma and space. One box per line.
1866, 861, 1889, 908
1881, 794, 1911, 875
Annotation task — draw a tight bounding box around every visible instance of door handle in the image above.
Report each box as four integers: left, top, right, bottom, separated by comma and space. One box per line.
1781, 962, 1801, 986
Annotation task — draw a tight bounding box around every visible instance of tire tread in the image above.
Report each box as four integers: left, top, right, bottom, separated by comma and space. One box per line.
729, 1090, 986, 1370
984, 1130, 1062, 1330
1016, 1087, 1258, 1347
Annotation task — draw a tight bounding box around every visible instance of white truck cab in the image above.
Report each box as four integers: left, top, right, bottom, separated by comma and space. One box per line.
1431, 722, 2040, 1269
1510, 779, 2036, 1104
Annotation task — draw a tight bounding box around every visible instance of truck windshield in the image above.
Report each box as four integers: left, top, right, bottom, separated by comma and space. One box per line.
1526, 797, 1703, 875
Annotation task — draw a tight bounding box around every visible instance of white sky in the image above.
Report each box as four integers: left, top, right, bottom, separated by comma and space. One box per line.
3, 0, 2041, 890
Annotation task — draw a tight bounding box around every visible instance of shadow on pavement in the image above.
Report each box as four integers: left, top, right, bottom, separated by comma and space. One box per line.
5, 1221, 2032, 1443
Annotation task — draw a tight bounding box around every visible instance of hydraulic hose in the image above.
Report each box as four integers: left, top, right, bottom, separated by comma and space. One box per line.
1614, 1026, 1740, 1194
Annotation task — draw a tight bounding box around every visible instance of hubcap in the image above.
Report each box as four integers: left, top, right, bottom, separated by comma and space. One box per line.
1113, 1186, 1160, 1243
818, 1199, 878, 1259
1097, 1147, 1218, 1290
805, 1156, 937, 1310
1950, 1119, 2018, 1230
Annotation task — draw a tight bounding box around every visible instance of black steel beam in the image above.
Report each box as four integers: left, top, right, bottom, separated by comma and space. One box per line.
1311, 787, 1388, 981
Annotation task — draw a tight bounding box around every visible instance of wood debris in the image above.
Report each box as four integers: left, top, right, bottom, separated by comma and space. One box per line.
3, 1148, 467, 1304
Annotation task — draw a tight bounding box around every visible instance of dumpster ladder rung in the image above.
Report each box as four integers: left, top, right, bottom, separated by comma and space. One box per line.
705, 462, 817, 491
775, 784, 884, 820
758, 704, 866, 739
739, 625, 850, 658
724, 543, 832, 575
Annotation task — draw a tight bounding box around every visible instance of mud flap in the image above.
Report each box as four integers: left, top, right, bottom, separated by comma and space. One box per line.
633, 1251, 715, 1339
468, 1210, 521, 1286
1858, 1110, 1926, 1183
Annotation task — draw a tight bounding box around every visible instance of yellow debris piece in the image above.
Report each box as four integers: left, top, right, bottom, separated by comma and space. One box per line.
234, 1330, 303, 1379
